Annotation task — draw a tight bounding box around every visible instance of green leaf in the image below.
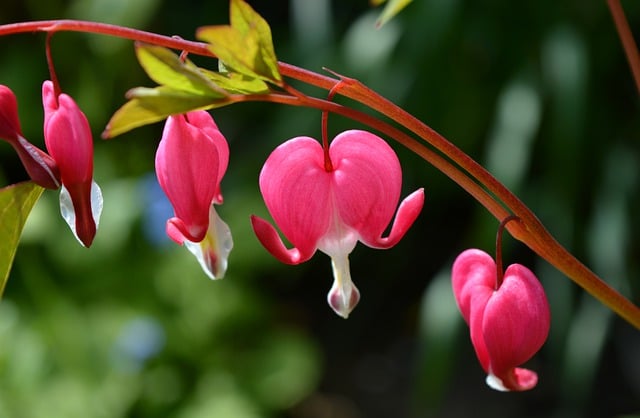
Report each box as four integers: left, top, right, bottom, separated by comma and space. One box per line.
196, 26, 260, 79
103, 86, 230, 138
196, 0, 281, 84
107, 1, 279, 138
136, 44, 228, 96
200, 67, 269, 95
104, 44, 234, 138
0, 182, 44, 297
375, 0, 412, 27
230, 0, 280, 81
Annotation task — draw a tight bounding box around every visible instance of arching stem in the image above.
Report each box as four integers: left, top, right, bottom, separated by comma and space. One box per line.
607, 0, 640, 93
0, 19, 637, 329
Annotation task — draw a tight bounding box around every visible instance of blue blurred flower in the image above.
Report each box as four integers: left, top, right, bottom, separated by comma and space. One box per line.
139, 173, 174, 247
113, 316, 165, 372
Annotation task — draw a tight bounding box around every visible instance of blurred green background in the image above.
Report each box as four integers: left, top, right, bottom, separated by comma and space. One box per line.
0, 0, 639, 417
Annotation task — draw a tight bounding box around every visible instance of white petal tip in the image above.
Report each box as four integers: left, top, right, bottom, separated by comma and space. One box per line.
326, 254, 360, 318
59, 181, 102, 247
183, 206, 233, 280
486, 374, 509, 392
327, 279, 360, 319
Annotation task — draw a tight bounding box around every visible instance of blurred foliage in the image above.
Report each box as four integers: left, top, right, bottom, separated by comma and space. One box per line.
0, 0, 639, 417
369, 0, 413, 28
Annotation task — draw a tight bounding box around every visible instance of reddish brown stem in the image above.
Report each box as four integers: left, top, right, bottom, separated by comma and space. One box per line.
0, 20, 212, 55
321, 83, 343, 172
608, 0, 640, 94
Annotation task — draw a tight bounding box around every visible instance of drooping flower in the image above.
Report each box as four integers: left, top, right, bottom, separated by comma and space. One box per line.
42, 80, 102, 247
251, 130, 424, 318
155, 110, 233, 279
0, 84, 59, 189
452, 248, 550, 391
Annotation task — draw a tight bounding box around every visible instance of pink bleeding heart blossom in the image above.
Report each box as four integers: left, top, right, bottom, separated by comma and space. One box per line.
452, 248, 550, 391
43, 80, 102, 247
0, 84, 60, 189
155, 110, 233, 279
251, 130, 424, 318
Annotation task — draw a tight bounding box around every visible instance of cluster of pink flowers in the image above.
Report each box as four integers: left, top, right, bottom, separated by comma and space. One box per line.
0, 84, 550, 391
153, 116, 552, 391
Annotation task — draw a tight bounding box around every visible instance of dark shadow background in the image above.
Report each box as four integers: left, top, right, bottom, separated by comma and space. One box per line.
0, 1, 638, 417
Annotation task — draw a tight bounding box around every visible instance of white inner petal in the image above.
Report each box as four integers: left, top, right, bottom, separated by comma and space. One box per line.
91, 181, 103, 230
486, 373, 509, 392
327, 253, 360, 318
317, 197, 358, 260
59, 180, 102, 246
59, 185, 74, 232
184, 205, 233, 280
317, 196, 361, 318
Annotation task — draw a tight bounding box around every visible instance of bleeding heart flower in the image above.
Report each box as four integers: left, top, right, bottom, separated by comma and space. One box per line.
155, 110, 232, 279
452, 248, 550, 391
43, 80, 102, 247
251, 130, 424, 318
0, 84, 60, 189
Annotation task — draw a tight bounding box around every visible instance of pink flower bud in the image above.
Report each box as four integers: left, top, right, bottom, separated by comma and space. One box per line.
251, 130, 424, 318
0, 84, 59, 189
155, 110, 232, 279
0, 84, 22, 139
43, 80, 102, 247
452, 248, 550, 391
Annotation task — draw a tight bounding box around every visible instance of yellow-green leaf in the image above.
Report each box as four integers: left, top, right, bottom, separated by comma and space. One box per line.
376, 0, 412, 27
197, 25, 259, 79
103, 86, 230, 138
230, 0, 280, 81
0, 181, 44, 297
200, 67, 269, 94
136, 44, 228, 96
197, 0, 281, 84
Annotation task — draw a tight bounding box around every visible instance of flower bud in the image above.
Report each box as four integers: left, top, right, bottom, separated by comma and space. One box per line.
155, 110, 232, 279
452, 249, 550, 391
0, 84, 59, 189
43, 80, 101, 247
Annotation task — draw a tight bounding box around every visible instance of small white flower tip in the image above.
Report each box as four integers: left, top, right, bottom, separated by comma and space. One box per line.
184, 205, 233, 280
327, 275, 360, 319
486, 374, 509, 392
